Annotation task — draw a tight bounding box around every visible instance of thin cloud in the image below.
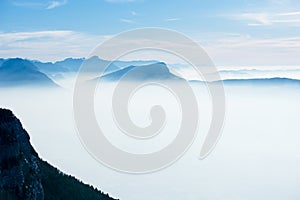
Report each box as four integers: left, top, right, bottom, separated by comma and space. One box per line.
278, 11, 300, 16
165, 18, 181, 22
196, 33, 300, 65
120, 18, 136, 24
231, 11, 300, 26
46, 0, 67, 9
13, 0, 67, 10
13, 1, 45, 8
105, 0, 137, 3
0, 30, 110, 62
1, 30, 300, 65
131, 11, 138, 16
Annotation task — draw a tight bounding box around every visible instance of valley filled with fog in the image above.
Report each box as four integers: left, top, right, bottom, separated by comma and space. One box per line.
0, 74, 300, 199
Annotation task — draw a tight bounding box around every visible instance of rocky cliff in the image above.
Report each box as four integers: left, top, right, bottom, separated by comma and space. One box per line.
0, 108, 115, 200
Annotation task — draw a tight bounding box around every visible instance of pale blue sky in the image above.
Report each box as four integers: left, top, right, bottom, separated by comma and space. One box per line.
1, 0, 300, 65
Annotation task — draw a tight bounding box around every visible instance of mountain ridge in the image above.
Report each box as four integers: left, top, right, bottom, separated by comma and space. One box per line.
0, 58, 58, 87
1, 57, 300, 85
100, 62, 184, 81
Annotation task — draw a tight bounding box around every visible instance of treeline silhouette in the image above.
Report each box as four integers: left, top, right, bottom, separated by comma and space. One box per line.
39, 160, 115, 200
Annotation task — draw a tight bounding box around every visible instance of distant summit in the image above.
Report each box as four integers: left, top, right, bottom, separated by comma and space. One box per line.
54, 57, 84, 72
101, 62, 183, 81
81, 56, 120, 73
0, 58, 58, 87
221, 77, 300, 86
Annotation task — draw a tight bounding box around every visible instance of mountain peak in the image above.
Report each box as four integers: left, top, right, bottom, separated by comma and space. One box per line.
0, 108, 15, 123
100, 62, 182, 81
0, 58, 58, 87
1, 58, 38, 72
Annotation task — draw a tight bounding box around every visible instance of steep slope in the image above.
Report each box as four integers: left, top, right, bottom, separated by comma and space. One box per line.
0, 58, 58, 87
0, 108, 115, 200
0, 109, 44, 199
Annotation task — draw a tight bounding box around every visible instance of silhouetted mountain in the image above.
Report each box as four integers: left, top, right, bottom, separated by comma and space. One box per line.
53, 57, 157, 72
100, 62, 183, 81
32, 57, 159, 78
32, 58, 83, 79
189, 77, 300, 87
221, 77, 300, 86
33, 57, 120, 78
80, 56, 120, 73
54, 58, 84, 72
32, 61, 69, 73
0, 109, 44, 199
0, 108, 116, 200
0, 58, 58, 87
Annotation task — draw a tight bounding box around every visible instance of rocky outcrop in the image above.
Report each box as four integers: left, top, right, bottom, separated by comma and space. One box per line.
0, 109, 43, 199
0, 108, 115, 200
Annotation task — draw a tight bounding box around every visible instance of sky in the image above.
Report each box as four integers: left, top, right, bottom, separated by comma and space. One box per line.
1, 0, 300, 66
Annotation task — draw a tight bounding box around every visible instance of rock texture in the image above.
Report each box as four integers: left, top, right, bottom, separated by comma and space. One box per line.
0, 108, 115, 200
0, 109, 44, 199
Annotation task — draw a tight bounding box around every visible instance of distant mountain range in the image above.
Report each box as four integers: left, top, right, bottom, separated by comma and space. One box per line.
0, 58, 58, 87
1, 57, 300, 87
0, 57, 175, 87
32, 56, 158, 78
221, 77, 300, 86
0, 108, 115, 200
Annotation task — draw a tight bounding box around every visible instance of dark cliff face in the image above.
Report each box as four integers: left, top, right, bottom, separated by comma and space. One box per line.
0, 108, 115, 200
0, 109, 44, 200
